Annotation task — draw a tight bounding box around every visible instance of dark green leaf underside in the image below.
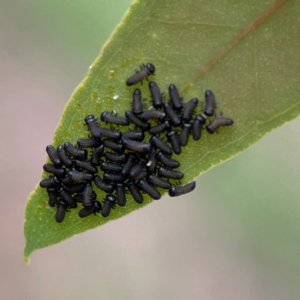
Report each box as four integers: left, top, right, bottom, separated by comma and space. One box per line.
24, 0, 300, 260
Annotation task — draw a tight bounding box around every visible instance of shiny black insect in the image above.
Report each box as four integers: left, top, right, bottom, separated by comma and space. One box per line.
166, 130, 181, 155
129, 158, 147, 180
61, 175, 73, 186
125, 110, 150, 131
192, 115, 206, 141
85, 115, 102, 138
104, 152, 127, 163
63, 183, 85, 194
101, 195, 116, 217
57, 145, 73, 168
127, 181, 143, 204
68, 170, 93, 182
64, 142, 87, 160
99, 127, 122, 140
40, 176, 60, 188
204, 90, 217, 117
102, 139, 124, 153
55, 199, 68, 223
122, 138, 152, 153
150, 136, 172, 155
122, 130, 144, 141
164, 103, 181, 127
132, 88, 143, 115
135, 171, 148, 180
73, 191, 96, 203
100, 111, 129, 126
206, 116, 234, 134
169, 181, 196, 197
149, 81, 164, 108
169, 84, 183, 111
148, 175, 171, 189
182, 98, 198, 122
179, 123, 192, 146
77, 137, 98, 148
75, 160, 98, 174
149, 120, 171, 135
115, 183, 126, 206
79, 201, 102, 218
140, 110, 166, 122
47, 187, 58, 207
103, 172, 125, 183
126, 63, 155, 86
43, 164, 66, 177
46, 145, 62, 167
82, 183, 94, 207
158, 167, 184, 180
121, 154, 136, 177
90, 144, 104, 166
100, 161, 122, 173
94, 175, 114, 193
156, 152, 180, 168
138, 180, 161, 200
57, 187, 77, 208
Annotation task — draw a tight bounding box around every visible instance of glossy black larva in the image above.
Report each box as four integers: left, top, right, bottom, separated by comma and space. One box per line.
149, 81, 164, 108
182, 98, 199, 122
179, 123, 192, 146
122, 138, 152, 153
61, 175, 73, 186
149, 120, 171, 135
115, 183, 126, 206
140, 109, 166, 122
46, 145, 62, 168
68, 170, 93, 182
166, 130, 181, 154
102, 139, 124, 153
138, 180, 161, 200
135, 171, 148, 181
206, 116, 234, 134
148, 174, 171, 189
63, 183, 85, 194
169, 181, 196, 197
169, 84, 183, 111
150, 136, 172, 155
156, 152, 180, 168
47, 187, 58, 207
104, 152, 127, 163
75, 160, 98, 174
122, 130, 144, 141
125, 110, 150, 131
100, 127, 122, 140
126, 63, 155, 86
64, 142, 87, 160
84, 115, 102, 138
79, 201, 102, 218
158, 167, 184, 180
77, 137, 98, 148
127, 181, 143, 204
94, 175, 114, 193
57, 145, 73, 168
192, 115, 206, 141
90, 144, 104, 166
82, 183, 94, 207
100, 161, 122, 173
100, 111, 129, 126
43, 164, 66, 177
121, 154, 136, 177
57, 187, 77, 208
101, 195, 117, 217
55, 199, 68, 223
163, 103, 181, 127
204, 90, 217, 117
103, 172, 125, 183
147, 148, 157, 174
129, 158, 147, 180
132, 88, 143, 115
40, 176, 60, 188
73, 191, 96, 203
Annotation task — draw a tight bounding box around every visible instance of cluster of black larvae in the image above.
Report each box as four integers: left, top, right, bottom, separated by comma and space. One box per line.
39, 62, 234, 223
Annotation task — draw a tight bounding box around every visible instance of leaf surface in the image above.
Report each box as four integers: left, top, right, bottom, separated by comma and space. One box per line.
24, 0, 300, 260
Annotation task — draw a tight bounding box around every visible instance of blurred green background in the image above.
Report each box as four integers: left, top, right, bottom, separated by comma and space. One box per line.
1, 0, 300, 299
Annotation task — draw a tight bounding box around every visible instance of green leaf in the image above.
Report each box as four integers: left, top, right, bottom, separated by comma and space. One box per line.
24, 0, 300, 260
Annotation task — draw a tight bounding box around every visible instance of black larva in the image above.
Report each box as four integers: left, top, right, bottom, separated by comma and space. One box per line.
63, 183, 85, 194
122, 138, 152, 153
169, 181, 196, 197
64, 142, 87, 160
47, 187, 58, 207
77, 137, 98, 148
140, 110, 166, 122
102, 139, 124, 153
85, 115, 102, 138
166, 130, 181, 155
148, 175, 171, 189
57, 187, 77, 208
94, 175, 114, 193
121, 154, 136, 177
103, 172, 125, 183
55, 199, 68, 223
79, 201, 102, 218
57, 145, 73, 168
126, 63, 155, 86
101, 195, 116, 217
100, 111, 129, 126
150, 136, 172, 155
122, 130, 144, 141
129, 158, 147, 180
206, 116, 234, 134
164, 103, 181, 127
46, 145, 62, 167
204, 90, 216, 117
115, 183, 126, 207
68, 170, 93, 182
179, 123, 192, 146
40, 176, 60, 188
192, 115, 206, 141
90, 144, 104, 166
99, 127, 122, 140
182, 98, 198, 122
149, 120, 171, 135
75, 160, 98, 174
104, 152, 127, 163
156, 152, 180, 169
149, 81, 164, 108
125, 110, 150, 131
169, 84, 183, 111
82, 183, 94, 207
132, 88, 143, 115
138, 180, 161, 200
43, 164, 66, 177
127, 181, 143, 204
100, 161, 122, 173
158, 167, 184, 180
